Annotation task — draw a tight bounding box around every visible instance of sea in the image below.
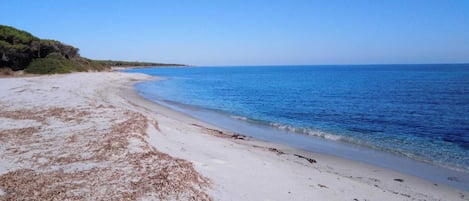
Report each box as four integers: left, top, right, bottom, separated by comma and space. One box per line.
124, 64, 469, 190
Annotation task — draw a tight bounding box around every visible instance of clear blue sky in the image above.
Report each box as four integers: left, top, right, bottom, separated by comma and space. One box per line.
1, 0, 468, 65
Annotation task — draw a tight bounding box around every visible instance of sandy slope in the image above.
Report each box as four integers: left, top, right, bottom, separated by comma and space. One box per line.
0, 72, 467, 201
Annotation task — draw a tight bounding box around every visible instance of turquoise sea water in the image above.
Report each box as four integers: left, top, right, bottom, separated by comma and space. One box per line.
125, 64, 469, 187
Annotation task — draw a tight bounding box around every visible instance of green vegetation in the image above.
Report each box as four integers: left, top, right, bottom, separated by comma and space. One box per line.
25, 53, 79, 74
1, 25, 183, 74
0, 25, 88, 73
0, 25, 38, 45
0, 25, 107, 73
24, 53, 107, 74
95, 60, 185, 67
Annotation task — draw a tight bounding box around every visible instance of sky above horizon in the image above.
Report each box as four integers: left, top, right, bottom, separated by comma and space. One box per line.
1, 0, 469, 66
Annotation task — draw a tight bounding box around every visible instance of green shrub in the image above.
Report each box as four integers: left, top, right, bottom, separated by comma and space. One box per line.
25, 53, 109, 74
72, 57, 109, 71
0, 25, 38, 45
1, 25, 89, 71
25, 53, 81, 74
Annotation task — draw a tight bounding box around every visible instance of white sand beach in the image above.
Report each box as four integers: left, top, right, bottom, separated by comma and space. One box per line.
0, 72, 467, 200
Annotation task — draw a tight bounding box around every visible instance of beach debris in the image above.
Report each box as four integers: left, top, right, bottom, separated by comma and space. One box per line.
268, 148, 285, 155
318, 184, 328, 188
400, 193, 411, 198
151, 120, 161, 131
294, 154, 317, 164
0, 107, 211, 200
192, 124, 225, 136
191, 123, 247, 140
393, 178, 404, 182
231, 134, 246, 140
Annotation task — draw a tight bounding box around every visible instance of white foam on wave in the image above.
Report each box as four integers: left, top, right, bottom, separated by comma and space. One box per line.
269, 122, 469, 173
230, 115, 248, 121
269, 122, 343, 141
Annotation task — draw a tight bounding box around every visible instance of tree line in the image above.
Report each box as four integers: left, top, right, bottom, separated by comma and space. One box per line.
0, 25, 184, 74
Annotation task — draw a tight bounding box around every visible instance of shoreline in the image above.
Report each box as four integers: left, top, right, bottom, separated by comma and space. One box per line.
130, 70, 469, 191
124, 64, 469, 177
121, 73, 469, 196
155, 96, 469, 189
0, 72, 467, 200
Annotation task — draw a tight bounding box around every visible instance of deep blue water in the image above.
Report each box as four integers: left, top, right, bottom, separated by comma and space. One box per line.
125, 64, 469, 172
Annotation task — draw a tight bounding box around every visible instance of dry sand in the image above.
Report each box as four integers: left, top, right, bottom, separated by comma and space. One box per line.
0, 72, 467, 200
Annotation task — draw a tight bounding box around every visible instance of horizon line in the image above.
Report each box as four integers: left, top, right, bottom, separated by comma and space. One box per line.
182, 62, 469, 67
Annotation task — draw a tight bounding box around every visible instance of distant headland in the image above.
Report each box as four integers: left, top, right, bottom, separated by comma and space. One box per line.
0, 25, 184, 75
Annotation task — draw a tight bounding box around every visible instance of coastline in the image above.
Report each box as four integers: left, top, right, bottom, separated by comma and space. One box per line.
0, 72, 467, 200
147, 94, 469, 190
121, 72, 468, 199
111, 65, 187, 71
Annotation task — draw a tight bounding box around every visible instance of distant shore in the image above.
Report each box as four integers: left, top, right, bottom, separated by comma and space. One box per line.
95, 59, 186, 68
111, 65, 187, 71
0, 72, 467, 200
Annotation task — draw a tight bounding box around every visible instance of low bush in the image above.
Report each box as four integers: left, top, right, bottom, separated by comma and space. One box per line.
25, 53, 109, 74
25, 53, 81, 74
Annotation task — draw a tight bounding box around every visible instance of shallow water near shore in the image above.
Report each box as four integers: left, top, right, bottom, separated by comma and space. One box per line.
125, 64, 469, 190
